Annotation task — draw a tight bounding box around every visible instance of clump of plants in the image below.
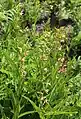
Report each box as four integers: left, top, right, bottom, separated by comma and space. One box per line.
0, 0, 81, 119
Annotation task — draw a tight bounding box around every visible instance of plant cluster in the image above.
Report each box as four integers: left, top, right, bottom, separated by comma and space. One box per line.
0, 0, 81, 119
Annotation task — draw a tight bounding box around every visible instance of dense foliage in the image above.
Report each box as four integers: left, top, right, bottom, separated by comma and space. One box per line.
0, 0, 81, 119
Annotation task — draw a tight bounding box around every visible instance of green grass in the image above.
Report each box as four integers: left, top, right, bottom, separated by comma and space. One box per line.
0, 0, 81, 119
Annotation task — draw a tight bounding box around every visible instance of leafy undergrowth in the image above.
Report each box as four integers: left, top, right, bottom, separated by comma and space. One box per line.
0, 0, 81, 119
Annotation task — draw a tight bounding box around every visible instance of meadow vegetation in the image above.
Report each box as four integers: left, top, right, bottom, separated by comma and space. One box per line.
0, 0, 81, 119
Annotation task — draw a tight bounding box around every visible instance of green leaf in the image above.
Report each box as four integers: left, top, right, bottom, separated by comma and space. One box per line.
22, 95, 45, 119
0, 12, 6, 21
18, 111, 37, 118
45, 111, 78, 116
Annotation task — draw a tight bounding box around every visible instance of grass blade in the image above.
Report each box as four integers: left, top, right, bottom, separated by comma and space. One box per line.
18, 111, 37, 118
22, 95, 45, 119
